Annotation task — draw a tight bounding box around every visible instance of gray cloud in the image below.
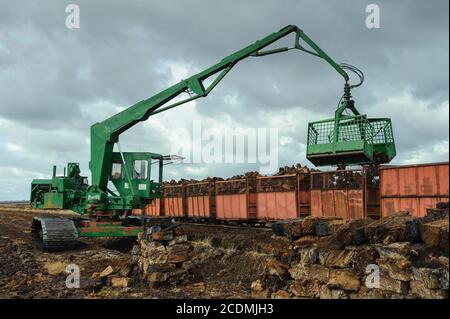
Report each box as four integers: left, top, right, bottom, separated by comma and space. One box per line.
0, 0, 448, 200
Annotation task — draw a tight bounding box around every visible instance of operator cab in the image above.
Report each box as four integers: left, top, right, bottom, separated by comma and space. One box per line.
110, 152, 163, 200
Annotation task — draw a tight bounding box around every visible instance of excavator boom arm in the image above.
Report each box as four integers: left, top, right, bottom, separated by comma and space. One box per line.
90, 25, 349, 190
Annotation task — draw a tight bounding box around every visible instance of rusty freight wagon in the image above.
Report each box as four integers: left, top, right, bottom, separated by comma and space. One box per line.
310, 168, 380, 220
379, 162, 449, 217
162, 184, 184, 218
185, 181, 216, 220
256, 173, 310, 220
131, 198, 160, 217
131, 208, 144, 216
215, 178, 257, 220
144, 198, 161, 217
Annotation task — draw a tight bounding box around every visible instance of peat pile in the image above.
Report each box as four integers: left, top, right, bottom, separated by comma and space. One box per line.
132, 203, 448, 299
163, 163, 311, 185
162, 163, 312, 196
131, 224, 270, 297
132, 225, 193, 288
274, 163, 313, 175
254, 203, 449, 299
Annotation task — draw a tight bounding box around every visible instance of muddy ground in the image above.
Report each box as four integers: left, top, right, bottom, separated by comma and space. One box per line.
0, 203, 280, 299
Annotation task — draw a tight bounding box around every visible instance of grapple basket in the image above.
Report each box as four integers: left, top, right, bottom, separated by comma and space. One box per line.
306, 114, 395, 166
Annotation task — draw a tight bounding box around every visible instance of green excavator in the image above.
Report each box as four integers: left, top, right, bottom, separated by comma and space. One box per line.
30, 25, 395, 250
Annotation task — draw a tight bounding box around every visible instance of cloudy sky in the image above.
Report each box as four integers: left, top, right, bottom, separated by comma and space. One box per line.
0, 0, 448, 200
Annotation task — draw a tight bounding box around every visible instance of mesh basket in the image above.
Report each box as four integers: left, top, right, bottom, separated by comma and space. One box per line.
307, 114, 395, 166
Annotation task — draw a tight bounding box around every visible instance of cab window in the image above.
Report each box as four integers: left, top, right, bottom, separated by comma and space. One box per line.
150, 160, 160, 182
133, 160, 148, 179
111, 163, 123, 179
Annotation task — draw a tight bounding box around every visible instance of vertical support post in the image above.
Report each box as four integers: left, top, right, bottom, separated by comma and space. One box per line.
117, 141, 135, 196
363, 168, 368, 218
332, 104, 344, 154
158, 159, 163, 185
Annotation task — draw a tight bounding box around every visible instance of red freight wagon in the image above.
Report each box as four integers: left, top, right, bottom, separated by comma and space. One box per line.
131, 199, 160, 217
215, 178, 257, 220
185, 181, 216, 219
162, 185, 184, 218
144, 198, 161, 217
131, 208, 144, 216
379, 162, 449, 217
256, 173, 310, 220
310, 168, 380, 220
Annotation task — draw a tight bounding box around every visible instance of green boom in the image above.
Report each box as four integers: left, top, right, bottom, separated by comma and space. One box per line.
33, 24, 394, 233
89, 25, 350, 193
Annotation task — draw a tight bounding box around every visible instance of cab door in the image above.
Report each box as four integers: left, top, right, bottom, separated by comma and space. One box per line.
131, 158, 151, 198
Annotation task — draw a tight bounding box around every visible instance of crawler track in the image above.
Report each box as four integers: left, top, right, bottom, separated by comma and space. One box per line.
31, 216, 79, 251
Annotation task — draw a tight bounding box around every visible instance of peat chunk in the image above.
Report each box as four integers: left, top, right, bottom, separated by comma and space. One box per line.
420, 217, 449, 252
365, 212, 420, 244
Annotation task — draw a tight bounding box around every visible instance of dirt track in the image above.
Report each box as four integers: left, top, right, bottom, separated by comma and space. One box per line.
0, 204, 279, 299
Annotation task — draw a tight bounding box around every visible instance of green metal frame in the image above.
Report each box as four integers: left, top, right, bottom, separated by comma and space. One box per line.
306, 99, 396, 166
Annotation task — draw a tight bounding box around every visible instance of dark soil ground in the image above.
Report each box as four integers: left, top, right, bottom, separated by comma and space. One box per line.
0, 204, 280, 299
